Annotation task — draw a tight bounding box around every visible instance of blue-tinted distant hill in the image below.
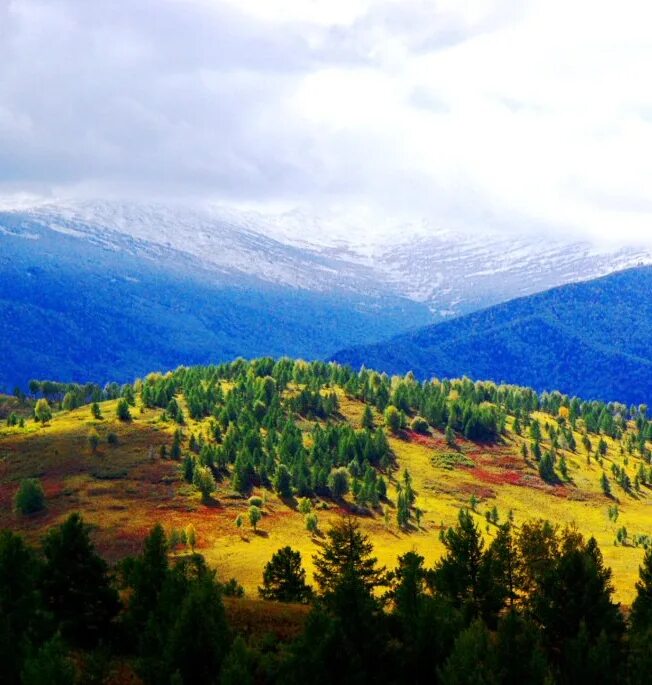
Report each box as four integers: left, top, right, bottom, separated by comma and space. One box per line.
0, 213, 431, 389
332, 267, 652, 405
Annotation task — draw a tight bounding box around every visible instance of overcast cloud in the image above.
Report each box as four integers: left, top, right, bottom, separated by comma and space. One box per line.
1, 0, 652, 243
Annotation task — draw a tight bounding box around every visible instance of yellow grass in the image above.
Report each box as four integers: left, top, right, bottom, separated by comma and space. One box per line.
1, 394, 650, 605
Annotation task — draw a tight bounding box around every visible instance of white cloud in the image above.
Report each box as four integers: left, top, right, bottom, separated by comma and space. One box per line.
1, 0, 652, 244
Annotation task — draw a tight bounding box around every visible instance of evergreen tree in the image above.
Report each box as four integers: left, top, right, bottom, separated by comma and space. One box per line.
166, 574, 229, 684
0, 531, 43, 683
361, 404, 374, 430
630, 548, 652, 632
313, 518, 387, 597
259, 547, 312, 603
40, 513, 119, 648
434, 509, 494, 622
116, 398, 132, 422
273, 464, 292, 498
91, 402, 102, 420
14, 478, 45, 515
21, 635, 75, 685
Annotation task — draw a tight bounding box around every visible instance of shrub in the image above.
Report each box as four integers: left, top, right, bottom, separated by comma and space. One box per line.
107, 432, 118, 445
297, 497, 312, 515
410, 416, 430, 434
328, 467, 350, 499
88, 429, 100, 453
248, 496, 263, 508
306, 512, 318, 534
14, 478, 45, 515
116, 398, 132, 422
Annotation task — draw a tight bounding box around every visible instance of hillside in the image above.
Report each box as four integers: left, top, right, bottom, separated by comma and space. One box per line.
0, 210, 430, 390
333, 266, 652, 405
2, 358, 652, 604
3, 199, 652, 389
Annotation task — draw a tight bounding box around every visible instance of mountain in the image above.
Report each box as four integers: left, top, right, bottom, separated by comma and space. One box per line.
332, 266, 652, 406
0, 210, 430, 390
2, 199, 652, 389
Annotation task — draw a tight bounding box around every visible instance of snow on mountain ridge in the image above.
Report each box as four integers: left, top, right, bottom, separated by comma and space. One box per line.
3, 199, 651, 317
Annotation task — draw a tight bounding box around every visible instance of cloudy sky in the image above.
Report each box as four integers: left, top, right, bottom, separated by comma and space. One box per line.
1, 0, 651, 243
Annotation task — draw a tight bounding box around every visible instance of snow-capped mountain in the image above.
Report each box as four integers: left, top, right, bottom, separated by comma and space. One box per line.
6, 199, 651, 318
2, 197, 652, 389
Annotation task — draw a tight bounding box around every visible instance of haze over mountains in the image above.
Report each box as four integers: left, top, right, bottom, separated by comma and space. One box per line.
2, 198, 652, 392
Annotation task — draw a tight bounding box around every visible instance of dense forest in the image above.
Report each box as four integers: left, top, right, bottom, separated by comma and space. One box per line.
333, 266, 652, 406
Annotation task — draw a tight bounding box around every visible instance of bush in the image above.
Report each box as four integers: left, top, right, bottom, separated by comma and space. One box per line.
306, 512, 318, 534
88, 429, 100, 453
248, 496, 263, 508
297, 497, 312, 515
410, 416, 430, 434
107, 432, 118, 445
116, 398, 132, 422
384, 405, 401, 434
328, 467, 350, 499
14, 479, 45, 515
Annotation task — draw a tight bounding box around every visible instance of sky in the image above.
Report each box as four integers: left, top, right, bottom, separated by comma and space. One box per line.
1, 0, 652, 244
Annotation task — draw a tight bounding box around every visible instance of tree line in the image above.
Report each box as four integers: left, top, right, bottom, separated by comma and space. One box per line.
3, 509, 652, 684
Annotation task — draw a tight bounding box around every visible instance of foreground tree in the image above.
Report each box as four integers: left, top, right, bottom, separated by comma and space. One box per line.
434, 509, 494, 622
313, 518, 387, 597
630, 547, 652, 631
287, 519, 391, 685
0, 531, 44, 683
40, 513, 119, 648
259, 547, 312, 603
166, 574, 230, 684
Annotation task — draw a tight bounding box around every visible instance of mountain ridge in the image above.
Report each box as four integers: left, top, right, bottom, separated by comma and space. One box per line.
332, 266, 652, 405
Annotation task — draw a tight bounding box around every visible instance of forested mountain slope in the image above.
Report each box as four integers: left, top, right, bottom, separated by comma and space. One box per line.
3, 357, 652, 606
3, 200, 651, 390
0, 211, 430, 390
333, 266, 652, 405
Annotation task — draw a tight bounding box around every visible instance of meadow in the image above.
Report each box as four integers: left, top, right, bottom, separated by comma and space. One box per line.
1, 376, 650, 606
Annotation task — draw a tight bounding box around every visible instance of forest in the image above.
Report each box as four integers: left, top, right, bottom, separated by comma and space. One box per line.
4, 358, 652, 682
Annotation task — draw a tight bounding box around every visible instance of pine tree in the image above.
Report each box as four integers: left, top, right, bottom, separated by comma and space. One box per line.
40, 513, 119, 648
361, 404, 374, 430
313, 518, 387, 596
631, 548, 652, 631
600, 472, 611, 496
259, 546, 312, 603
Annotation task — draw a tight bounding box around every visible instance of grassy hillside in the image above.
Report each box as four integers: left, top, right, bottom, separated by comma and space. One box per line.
333, 266, 652, 405
1, 359, 651, 605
